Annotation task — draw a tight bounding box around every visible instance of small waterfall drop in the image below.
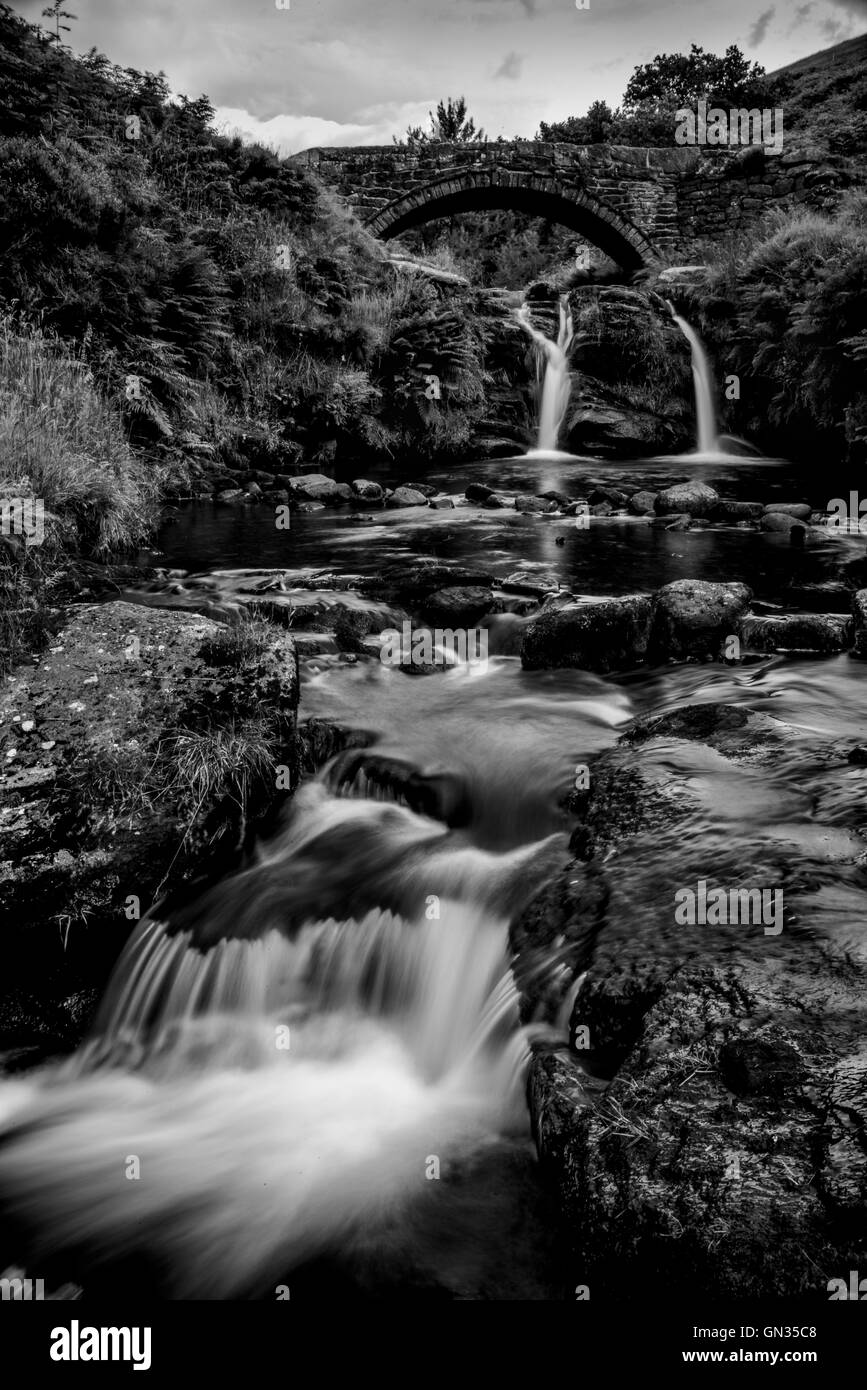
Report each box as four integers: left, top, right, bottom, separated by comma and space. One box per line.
666, 299, 719, 455
518, 297, 574, 453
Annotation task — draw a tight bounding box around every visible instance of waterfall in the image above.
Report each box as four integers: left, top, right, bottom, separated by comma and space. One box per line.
666, 299, 719, 455
518, 297, 574, 453
0, 779, 567, 1298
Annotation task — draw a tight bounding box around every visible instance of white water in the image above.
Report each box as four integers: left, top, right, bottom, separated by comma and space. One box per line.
518, 298, 574, 453
0, 774, 571, 1298
666, 299, 719, 455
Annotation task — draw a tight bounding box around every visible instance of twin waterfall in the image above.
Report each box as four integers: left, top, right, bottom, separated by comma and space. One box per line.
518, 299, 574, 454
518, 292, 726, 460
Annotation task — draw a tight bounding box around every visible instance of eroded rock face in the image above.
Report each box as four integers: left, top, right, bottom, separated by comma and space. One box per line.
649, 580, 752, 661
514, 702, 867, 1299
0, 602, 299, 1063
564, 287, 693, 459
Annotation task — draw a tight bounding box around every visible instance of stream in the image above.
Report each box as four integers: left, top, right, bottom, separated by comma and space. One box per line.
2, 445, 867, 1301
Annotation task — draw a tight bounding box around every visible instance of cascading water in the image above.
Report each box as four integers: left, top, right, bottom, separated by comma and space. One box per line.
665, 299, 719, 455
518, 297, 574, 453
0, 703, 584, 1298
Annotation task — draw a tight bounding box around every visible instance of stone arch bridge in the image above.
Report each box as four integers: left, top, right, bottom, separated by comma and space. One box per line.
289, 140, 844, 270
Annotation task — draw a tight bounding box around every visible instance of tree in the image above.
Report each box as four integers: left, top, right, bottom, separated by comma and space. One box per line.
622, 44, 776, 111
536, 45, 782, 149
40, 0, 76, 45
538, 100, 613, 144
396, 96, 485, 147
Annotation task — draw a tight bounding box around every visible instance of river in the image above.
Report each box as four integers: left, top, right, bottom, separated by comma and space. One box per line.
1, 449, 865, 1300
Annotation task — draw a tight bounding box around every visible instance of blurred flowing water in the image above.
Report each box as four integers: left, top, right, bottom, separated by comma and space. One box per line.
1, 453, 866, 1299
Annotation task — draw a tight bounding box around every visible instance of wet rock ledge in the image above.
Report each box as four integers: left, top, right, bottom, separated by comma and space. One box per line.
512, 702, 867, 1299
521, 579, 861, 670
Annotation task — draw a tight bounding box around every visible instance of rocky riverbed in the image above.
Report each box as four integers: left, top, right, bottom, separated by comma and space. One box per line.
3, 453, 867, 1300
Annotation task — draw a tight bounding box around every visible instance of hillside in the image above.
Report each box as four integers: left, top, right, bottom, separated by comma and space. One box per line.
768, 32, 867, 154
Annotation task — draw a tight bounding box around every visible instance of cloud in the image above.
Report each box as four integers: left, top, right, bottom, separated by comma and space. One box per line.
213, 101, 437, 156
748, 6, 776, 44
826, 0, 867, 13
494, 51, 523, 80
518, 0, 538, 12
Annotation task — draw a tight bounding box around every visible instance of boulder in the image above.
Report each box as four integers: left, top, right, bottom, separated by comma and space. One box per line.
654, 482, 719, 518
588, 487, 628, 508
515, 495, 558, 514
466, 483, 497, 503
215, 489, 245, 505
386, 486, 428, 508
428, 497, 455, 510
401, 482, 438, 498
287, 473, 343, 504
350, 479, 385, 503
521, 595, 652, 673
650, 580, 752, 661
761, 512, 803, 533
628, 491, 658, 515
420, 587, 494, 625
764, 503, 812, 521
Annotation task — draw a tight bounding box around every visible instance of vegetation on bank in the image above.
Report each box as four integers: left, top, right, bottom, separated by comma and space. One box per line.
679, 191, 867, 464
0, 3, 500, 666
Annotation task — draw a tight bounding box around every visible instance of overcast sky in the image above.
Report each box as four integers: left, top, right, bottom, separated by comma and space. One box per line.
18, 0, 867, 152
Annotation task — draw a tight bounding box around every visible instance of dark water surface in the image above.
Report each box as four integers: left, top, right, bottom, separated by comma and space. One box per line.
154, 453, 858, 605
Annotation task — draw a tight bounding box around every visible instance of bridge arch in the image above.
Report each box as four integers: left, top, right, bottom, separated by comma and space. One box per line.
365, 167, 658, 270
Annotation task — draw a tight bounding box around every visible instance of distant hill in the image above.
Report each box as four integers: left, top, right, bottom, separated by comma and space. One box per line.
768, 32, 867, 154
